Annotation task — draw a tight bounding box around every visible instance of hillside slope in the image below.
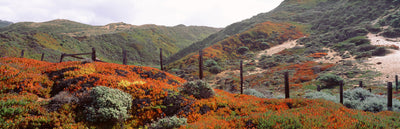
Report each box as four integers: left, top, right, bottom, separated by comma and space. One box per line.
169, 0, 400, 64
1, 57, 400, 128
0, 20, 12, 28
166, 0, 340, 64
166, 0, 400, 84
0, 19, 220, 65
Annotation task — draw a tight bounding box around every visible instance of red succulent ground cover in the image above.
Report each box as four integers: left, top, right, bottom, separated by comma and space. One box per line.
307, 53, 328, 58
1, 57, 400, 128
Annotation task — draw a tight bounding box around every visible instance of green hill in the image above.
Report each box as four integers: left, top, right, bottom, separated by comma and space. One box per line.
0, 19, 220, 65
168, 0, 400, 64
0, 20, 12, 28
166, 0, 400, 77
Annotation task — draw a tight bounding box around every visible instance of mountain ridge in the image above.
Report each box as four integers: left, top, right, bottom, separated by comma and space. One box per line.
0, 19, 221, 65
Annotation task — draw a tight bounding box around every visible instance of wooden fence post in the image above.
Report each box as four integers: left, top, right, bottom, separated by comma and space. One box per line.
160, 48, 163, 71
91, 47, 96, 62
396, 75, 398, 91
122, 49, 127, 65
359, 81, 363, 88
59, 53, 65, 63
240, 60, 243, 94
41, 53, 45, 61
199, 50, 203, 80
284, 71, 289, 99
20, 50, 24, 58
340, 81, 344, 104
388, 82, 393, 111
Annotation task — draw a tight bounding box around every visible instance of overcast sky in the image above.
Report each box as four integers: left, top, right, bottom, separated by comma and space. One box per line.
0, 0, 284, 28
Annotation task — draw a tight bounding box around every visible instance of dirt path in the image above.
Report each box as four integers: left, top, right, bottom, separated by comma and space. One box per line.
247, 40, 299, 75
255, 40, 299, 59
366, 33, 400, 82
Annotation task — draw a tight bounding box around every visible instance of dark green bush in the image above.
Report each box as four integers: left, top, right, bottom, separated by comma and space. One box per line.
237, 46, 249, 55
180, 80, 215, 99
209, 65, 222, 74
82, 86, 132, 123
149, 116, 187, 129
357, 44, 376, 52
204, 59, 218, 67
355, 51, 372, 59
260, 42, 270, 50
350, 37, 370, 46
381, 28, 400, 38
372, 47, 387, 56
365, 25, 382, 34
317, 73, 344, 88
204, 59, 222, 74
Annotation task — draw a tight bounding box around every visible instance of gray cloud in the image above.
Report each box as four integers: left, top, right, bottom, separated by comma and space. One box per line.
0, 0, 283, 27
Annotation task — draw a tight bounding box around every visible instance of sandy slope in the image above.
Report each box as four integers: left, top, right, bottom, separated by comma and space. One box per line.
247, 40, 299, 75
366, 33, 400, 82
210, 40, 301, 85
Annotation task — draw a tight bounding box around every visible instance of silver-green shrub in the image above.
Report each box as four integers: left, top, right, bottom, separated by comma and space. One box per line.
244, 89, 266, 98
180, 80, 215, 99
343, 88, 374, 109
343, 88, 400, 112
83, 86, 132, 123
149, 116, 187, 129
303, 91, 338, 103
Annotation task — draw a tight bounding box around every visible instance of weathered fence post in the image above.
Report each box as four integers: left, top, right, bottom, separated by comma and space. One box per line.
388, 82, 393, 111
317, 85, 321, 92
91, 47, 96, 62
59, 53, 65, 63
240, 60, 243, 94
340, 81, 344, 104
40, 53, 45, 61
122, 49, 127, 65
20, 50, 24, 58
284, 71, 289, 99
160, 48, 164, 71
199, 50, 203, 80
359, 81, 363, 88
396, 75, 398, 91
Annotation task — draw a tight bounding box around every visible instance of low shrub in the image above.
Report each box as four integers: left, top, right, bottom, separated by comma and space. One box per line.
47, 91, 78, 112
209, 65, 222, 74
343, 88, 400, 112
162, 90, 193, 116
180, 80, 215, 99
204, 59, 218, 67
317, 73, 344, 88
244, 89, 266, 98
357, 44, 377, 52
303, 91, 338, 103
237, 46, 250, 55
381, 28, 400, 38
81, 86, 132, 123
260, 42, 270, 50
372, 47, 387, 56
351, 37, 370, 46
149, 116, 187, 129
